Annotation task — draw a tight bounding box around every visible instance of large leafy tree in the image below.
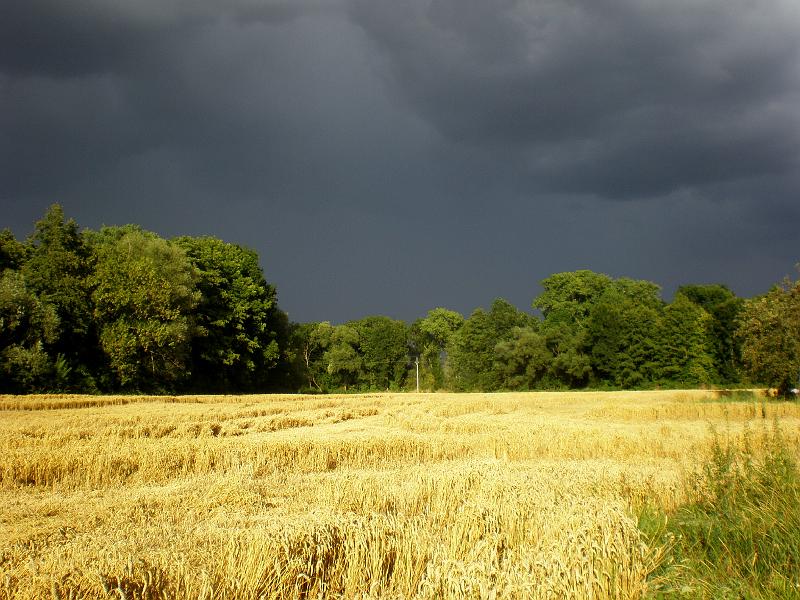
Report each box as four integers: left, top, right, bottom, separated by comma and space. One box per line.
656, 293, 715, 385
292, 321, 334, 391
541, 321, 593, 387
534, 270, 614, 324
494, 325, 552, 390
588, 291, 660, 388
262, 307, 295, 392
738, 276, 800, 395
290, 321, 363, 392
447, 298, 532, 391
409, 308, 464, 390
678, 284, 743, 383
533, 270, 616, 387
323, 324, 362, 391
0, 229, 27, 272
0, 271, 59, 392
587, 279, 662, 387
22, 205, 92, 336
90, 228, 199, 391
446, 308, 496, 391
21, 205, 96, 387
350, 315, 409, 390
176, 236, 286, 392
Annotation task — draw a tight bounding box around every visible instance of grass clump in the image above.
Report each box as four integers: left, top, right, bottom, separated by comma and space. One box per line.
713, 389, 762, 403
641, 426, 800, 598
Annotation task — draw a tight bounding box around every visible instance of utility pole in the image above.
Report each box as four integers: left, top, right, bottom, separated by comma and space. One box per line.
415, 356, 420, 393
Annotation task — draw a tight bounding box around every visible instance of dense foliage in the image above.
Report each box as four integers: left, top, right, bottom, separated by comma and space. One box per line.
1, 206, 293, 393
738, 277, 800, 395
1, 205, 797, 393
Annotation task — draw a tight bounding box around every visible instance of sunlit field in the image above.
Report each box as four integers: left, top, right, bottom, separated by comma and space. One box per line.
2, 390, 799, 599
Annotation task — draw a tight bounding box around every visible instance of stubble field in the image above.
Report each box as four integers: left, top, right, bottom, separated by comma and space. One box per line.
1, 390, 798, 599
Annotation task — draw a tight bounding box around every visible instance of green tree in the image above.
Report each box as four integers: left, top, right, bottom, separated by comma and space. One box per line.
657, 294, 715, 385
534, 270, 614, 323
738, 276, 800, 395
0, 229, 27, 272
290, 321, 366, 392
541, 320, 593, 387
494, 325, 552, 389
586, 279, 662, 387
531, 272, 668, 388
612, 278, 663, 309
263, 307, 295, 392
90, 229, 199, 391
533, 270, 617, 387
678, 284, 744, 383
21, 204, 96, 388
175, 236, 286, 392
350, 316, 408, 390
292, 321, 334, 391
323, 324, 361, 391
447, 299, 532, 391
410, 308, 464, 390
0, 271, 59, 392
587, 289, 661, 387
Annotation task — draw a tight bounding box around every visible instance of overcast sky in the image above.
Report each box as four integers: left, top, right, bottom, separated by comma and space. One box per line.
2, 0, 800, 323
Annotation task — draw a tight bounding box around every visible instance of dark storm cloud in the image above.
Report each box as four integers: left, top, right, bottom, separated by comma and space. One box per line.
2, 0, 799, 322
350, 0, 800, 199
0, 0, 351, 199
0, 0, 333, 77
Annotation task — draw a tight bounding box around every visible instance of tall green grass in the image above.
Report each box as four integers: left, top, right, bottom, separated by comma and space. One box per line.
712, 389, 762, 403
641, 426, 800, 598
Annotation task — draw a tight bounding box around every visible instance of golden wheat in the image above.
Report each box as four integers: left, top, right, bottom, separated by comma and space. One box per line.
1, 390, 798, 599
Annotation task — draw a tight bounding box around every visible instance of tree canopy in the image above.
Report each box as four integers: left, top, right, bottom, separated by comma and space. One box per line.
1, 206, 291, 393
90, 228, 200, 391
738, 276, 800, 395
409, 308, 464, 390
1, 205, 796, 395
176, 236, 286, 392
447, 299, 532, 391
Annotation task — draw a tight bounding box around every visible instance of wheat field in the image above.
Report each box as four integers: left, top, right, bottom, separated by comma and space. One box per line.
1, 390, 798, 599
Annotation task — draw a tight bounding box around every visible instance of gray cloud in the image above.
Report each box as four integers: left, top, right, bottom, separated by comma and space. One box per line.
0, 0, 337, 77
2, 0, 799, 321
1, 2, 355, 198
350, 0, 800, 198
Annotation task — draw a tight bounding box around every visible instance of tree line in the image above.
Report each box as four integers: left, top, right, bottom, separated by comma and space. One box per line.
2, 205, 799, 395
